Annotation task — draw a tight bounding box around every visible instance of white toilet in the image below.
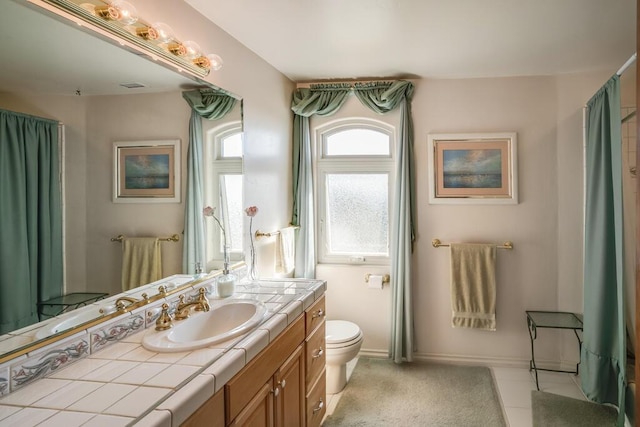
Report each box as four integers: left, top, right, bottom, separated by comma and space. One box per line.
325, 320, 364, 394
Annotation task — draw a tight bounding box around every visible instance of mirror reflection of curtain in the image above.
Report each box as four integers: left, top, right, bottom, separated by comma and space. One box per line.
291, 81, 416, 363
0, 109, 63, 334
182, 89, 238, 274
582, 75, 626, 426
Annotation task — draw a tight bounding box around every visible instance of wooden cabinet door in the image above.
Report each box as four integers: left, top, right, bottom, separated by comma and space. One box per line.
181, 388, 225, 427
274, 344, 305, 427
229, 382, 274, 427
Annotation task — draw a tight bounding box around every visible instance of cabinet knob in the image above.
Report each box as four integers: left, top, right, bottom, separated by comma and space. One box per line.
271, 387, 280, 397
312, 347, 324, 359
278, 379, 286, 389
313, 398, 324, 414
312, 309, 325, 319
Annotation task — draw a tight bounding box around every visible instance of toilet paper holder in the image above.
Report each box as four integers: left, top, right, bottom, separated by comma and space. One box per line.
364, 274, 390, 284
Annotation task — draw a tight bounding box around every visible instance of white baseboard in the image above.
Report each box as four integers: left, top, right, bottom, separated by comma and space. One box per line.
358, 349, 389, 359
412, 352, 531, 369
357, 349, 580, 373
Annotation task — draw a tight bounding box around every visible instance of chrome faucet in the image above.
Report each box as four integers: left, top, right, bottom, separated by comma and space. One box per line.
174, 287, 210, 320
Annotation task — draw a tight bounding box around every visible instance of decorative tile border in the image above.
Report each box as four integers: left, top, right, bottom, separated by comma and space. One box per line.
0, 368, 8, 396
10, 333, 89, 392
89, 315, 145, 354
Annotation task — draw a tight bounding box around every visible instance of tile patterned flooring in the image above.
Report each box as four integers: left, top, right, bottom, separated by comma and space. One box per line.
323, 359, 586, 427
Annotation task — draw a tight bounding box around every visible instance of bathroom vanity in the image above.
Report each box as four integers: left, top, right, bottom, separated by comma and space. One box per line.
0, 276, 326, 426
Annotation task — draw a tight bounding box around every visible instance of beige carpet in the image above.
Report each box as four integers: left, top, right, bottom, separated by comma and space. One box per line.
322, 357, 507, 426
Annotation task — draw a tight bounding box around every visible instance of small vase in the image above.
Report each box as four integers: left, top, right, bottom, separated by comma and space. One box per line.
246, 219, 259, 285
217, 272, 236, 298
247, 253, 258, 282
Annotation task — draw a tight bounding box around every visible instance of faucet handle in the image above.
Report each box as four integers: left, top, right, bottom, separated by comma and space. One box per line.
195, 287, 210, 312
155, 303, 173, 331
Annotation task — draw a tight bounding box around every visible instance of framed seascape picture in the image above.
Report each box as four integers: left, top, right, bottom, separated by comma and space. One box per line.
113, 139, 181, 203
427, 133, 518, 205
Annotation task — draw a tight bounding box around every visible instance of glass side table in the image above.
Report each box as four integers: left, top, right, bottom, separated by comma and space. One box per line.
38, 292, 109, 319
526, 310, 583, 390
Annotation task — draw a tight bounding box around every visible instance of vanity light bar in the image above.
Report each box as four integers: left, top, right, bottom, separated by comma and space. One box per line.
33, 0, 222, 78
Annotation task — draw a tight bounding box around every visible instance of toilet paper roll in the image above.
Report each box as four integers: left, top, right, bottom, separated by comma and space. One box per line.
368, 274, 384, 290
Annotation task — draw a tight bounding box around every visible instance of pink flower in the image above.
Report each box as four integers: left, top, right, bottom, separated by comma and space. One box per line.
203, 206, 215, 217
245, 206, 258, 217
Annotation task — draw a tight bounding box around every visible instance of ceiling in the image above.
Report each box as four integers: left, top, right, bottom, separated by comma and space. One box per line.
185, 0, 637, 82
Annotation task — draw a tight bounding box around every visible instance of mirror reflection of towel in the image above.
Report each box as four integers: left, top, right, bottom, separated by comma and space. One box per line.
275, 227, 296, 277
121, 237, 162, 291
450, 243, 497, 331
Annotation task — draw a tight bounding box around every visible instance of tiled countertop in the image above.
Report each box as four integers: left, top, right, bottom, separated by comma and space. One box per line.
0, 278, 326, 427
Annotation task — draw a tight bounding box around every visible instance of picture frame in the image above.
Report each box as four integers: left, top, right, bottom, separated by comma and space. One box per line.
113, 139, 181, 203
427, 133, 518, 205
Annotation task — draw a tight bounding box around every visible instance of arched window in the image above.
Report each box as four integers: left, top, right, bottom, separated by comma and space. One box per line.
204, 121, 243, 270
315, 119, 395, 265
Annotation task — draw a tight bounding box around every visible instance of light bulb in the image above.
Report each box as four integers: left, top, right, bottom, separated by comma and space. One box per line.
168, 42, 187, 56
207, 53, 224, 71
136, 26, 158, 40
193, 53, 223, 71
112, 1, 138, 25
183, 41, 202, 60
153, 22, 175, 43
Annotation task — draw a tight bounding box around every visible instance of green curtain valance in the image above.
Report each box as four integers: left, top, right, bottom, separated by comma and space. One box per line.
182, 88, 237, 121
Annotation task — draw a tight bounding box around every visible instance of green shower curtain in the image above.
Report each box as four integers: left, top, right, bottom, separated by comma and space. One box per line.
582, 75, 626, 426
0, 109, 63, 334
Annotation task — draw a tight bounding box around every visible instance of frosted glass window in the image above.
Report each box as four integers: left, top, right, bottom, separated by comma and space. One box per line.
221, 132, 243, 158
325, 129, 390, 156
220, 174, 243, 253
325, 173, 388, 255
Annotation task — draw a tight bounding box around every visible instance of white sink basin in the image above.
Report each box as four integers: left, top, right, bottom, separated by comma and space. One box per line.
142, 299, 268, 352
34, 307, 105, 340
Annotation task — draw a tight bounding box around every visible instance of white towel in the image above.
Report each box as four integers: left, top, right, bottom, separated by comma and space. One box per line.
275, 227, 296, 277
449, 243, 497, 331
121, 237, 162, 291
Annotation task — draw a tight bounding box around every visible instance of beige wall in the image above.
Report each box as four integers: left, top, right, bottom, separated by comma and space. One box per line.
1, 0, 632, 368
316, 73, 617, 367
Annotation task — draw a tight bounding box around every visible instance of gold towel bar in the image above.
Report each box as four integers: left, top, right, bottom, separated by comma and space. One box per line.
111, 234, 180, 242
432, 238, 513, 250
255, 226, 300, 239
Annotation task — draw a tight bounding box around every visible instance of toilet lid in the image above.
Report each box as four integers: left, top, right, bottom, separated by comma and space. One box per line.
326, 320, 361, 344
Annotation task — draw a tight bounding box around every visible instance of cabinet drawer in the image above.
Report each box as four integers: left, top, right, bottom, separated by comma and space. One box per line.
226, 315, 305, 422
305, 295, 326, 335
306, 368, 326, 427
305, 320, 325, 389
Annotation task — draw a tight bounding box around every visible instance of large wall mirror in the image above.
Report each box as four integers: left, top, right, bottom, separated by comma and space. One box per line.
0, 0, 243, 361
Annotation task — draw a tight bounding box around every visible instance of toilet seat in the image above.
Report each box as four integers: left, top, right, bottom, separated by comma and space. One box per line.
326, 320, 363, 347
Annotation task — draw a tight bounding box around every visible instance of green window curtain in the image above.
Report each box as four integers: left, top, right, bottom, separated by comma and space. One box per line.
291, 84, 351, 278
182, 89, 238, 274
0, 109, 62, 334
582, 75, 626, 426
354, 81, 416, 363
291, 81, 416, 362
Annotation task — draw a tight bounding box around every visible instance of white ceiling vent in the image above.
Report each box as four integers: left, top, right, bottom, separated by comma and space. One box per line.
120, 82, 146, 89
